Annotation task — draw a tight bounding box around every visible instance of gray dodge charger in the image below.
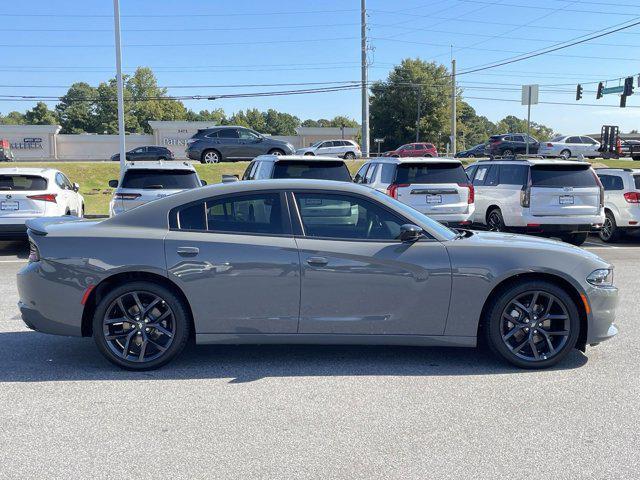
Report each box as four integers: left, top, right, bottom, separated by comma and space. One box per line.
17, 180, 618, 370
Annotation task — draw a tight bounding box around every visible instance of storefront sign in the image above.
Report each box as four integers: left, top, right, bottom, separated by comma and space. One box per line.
11, 137, 44, 149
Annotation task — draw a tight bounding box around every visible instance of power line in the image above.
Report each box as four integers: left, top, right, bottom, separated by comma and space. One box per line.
464, 95, 640, 108
454, 0, 640, 16
0, 23, 360, 33
0, 8, 359, 18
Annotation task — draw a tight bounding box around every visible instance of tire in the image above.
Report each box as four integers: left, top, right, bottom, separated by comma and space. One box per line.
158, 156, 167, 161
268, 149, 285, 156
484, 280, 580, 369
560, 149, 571, 160
487, 208, 506, 232
632, 156, 640, 161
78, 204, 84, 218
562, 232, 588, 246
92, 281, 191, 370
344, 152, 356, 160
503, 149, 514, 157
201, 150, 221, 164
599, 211, 621, 243
304, 152, 315, 156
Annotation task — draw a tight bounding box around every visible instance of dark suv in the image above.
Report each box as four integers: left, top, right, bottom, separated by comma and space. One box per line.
111, 146, 174, 162
186, 126, 296, 164
486, 134, 539, 157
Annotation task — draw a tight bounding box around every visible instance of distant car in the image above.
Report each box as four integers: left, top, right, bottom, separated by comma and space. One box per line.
18, 179, 619, 370
620, 139, 640, 160
0, 139, 14, 162
111, 146, 174, 162
295, 139, 362, 159
186, 126, 296, 164
596, 168, 640, 242
0, 168, 84, 238
455, 143, 487, 158
486, 134, 539, 157
466, 159, 604, 245
108, 161, 205, 216
538, 135, 600, 159
383, 143, 438, 158
354, 157, 474, 227
238, 155, 352, 182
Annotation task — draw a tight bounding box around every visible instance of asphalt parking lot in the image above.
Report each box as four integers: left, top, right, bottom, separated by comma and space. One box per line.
0, 236, 638, 479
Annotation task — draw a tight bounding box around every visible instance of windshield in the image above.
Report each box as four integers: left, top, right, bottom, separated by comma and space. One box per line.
272, 161, 352, 181
531, 165, 597, 188
0, 175, 47, 190
370, 189, 457, 241
395, 163, 468, 184
310, 141, 323, 148
121, 169, 200, 189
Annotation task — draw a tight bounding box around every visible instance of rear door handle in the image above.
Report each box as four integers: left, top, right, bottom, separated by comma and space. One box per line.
306, 256, 328, 267
177, 246, 199, 257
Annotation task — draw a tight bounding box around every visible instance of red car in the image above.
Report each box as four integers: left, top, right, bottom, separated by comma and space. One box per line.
383, 142, 438, 158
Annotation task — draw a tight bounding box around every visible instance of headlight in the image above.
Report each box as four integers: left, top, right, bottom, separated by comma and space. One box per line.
587, 268, 613, 286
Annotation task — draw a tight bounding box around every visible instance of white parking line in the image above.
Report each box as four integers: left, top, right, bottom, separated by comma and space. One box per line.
0, 260, 26, 263
583, 241, 618, 248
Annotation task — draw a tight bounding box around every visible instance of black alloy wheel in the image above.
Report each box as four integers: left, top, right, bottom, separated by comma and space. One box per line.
487, 209, 506, 232
599, 211, 620, 243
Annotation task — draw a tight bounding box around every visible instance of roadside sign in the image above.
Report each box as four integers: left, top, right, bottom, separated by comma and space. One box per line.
521, 84, 539, 105
374, 138, 384, 143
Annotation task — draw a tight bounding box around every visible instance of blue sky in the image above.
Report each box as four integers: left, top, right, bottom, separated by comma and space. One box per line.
2, 0, 640, 135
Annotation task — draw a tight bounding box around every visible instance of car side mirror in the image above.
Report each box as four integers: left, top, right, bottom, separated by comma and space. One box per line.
221, 174, 239, 183
72, 182, 80, 192
200, 180, 207, 186
399, 224, 423, 242
108, 179, 119, 188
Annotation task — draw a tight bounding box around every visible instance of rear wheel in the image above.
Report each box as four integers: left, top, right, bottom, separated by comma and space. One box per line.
599, 211, 621, 242
560, 149, 571, 160
201, 150, 221, 164
344, 152, 356, 159
304, 152, 315, 156
93, 281, 190, 370
487, 208, 506, 232
503, 149, 514, 157
268, 149, 285, 156
562, 232, 588, 246
485, 280, 580, 369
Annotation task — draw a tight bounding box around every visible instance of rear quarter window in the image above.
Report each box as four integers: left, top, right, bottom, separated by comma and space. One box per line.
531, 166, 597, 188
499, 164, 528, 186
0, 175, 47, 190
395, 163, 467, 184
634, 175, 640, 190
272, 161, 352, 181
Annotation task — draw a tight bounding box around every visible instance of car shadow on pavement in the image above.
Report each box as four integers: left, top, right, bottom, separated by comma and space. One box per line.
0, 330, 588, 383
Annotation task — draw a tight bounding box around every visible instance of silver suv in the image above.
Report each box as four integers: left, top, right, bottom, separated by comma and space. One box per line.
108, 161, 204, 216
466, 159, 605, 245
354, 157, 475, 227
596, 168, 640, 242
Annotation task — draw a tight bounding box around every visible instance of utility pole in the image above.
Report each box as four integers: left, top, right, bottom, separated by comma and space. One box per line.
450, 58, 457, 156
416, 86, 421, 143
526, 88, 532, 155
113, 0, 126, 174
361, 0, 370, 158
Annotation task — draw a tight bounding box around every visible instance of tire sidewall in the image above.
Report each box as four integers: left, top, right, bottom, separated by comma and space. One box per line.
600, 211, 618, 242
485, 280, 580, 369
92, 281, 190, 370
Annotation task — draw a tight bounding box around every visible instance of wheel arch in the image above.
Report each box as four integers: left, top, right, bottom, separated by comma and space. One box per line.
476, 271, 589, 351
81, 271, 195, 339
485, 205, 501, 224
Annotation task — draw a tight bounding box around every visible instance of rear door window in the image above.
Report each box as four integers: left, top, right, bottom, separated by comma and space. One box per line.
272, 161, 351, 181
531, 166, 598, 188
634, 175, 640, 189
217, 129, 239, 139
0, 175, 47, 191
395, 163, 468, 184
207, 193, 284, 235
566, 136, 582, 144
380, 163, 396, 183
121, 169, 201, 189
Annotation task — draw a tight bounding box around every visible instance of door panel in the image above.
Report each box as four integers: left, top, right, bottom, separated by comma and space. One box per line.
296, 237, 451, 335
165, 230, 301, 333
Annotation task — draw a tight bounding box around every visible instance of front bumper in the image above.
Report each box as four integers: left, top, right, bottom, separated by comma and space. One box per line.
585, 285, 618, 345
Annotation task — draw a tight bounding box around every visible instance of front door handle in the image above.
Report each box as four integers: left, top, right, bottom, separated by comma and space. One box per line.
306, 256, 328, 267
177, 246, 199, 257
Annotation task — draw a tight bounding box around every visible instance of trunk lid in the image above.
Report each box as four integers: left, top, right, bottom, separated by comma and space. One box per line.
529, 164, 601, 216
0, 174, 51, 218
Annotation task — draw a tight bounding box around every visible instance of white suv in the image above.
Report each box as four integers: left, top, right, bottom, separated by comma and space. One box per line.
109, 161, 204, 216
354, 157, 475, 227
295, 139, 362, 159
466, 159, 604, 245
596, 168, 640, 242
0, 167, 84, 238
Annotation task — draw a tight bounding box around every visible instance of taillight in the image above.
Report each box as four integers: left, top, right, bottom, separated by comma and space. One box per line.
28, 241, 40, 263
27, 193, 57, 203
624, 192, 640, 203
386, 183, 409, 199
458, 183, 474, 204
115, 193, 142, 200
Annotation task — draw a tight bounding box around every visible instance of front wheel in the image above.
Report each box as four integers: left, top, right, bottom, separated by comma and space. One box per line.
485, 281, 580, 368
502, 149, 514, 157
344, 152, 356, 160
560, 149, 571, 160
562, 232, 588, 246
93, 281, 190, 370
268, 149, 285, 156
201, 150, 221, 164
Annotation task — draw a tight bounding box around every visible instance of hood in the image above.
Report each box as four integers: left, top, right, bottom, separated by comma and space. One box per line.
295, 147, 314, 153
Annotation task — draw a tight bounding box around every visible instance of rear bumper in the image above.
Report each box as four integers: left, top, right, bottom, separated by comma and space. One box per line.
504, 207, 604, 231
425, 212, 475, 226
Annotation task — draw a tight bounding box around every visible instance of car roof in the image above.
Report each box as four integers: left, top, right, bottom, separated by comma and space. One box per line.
0, 167, 56, 176
123, 160, 196, 171
371, 157, 461, 165
254, 155, 347, 163
471, 158, 592, 166
595, 167, 640, 173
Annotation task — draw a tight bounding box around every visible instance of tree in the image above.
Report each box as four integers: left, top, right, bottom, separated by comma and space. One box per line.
185, 108, 226, 123
56, 82, 97, 133
0, 111, 26, 125
263, 109, 299, 135
301, 116, 359, 129
457, 101, 497, 149
495, 115, 555, 141
94, 77, 140, 134
24, 102, 57, 125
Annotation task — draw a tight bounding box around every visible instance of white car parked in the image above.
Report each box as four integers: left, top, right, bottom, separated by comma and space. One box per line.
109, 161, 205, 216
466, 159, 604, 245
537, 135, 600, 159
295, 139, 362, 159
596, 168, 640, 242
0, 167, 84, 238
354, 157, 475, 227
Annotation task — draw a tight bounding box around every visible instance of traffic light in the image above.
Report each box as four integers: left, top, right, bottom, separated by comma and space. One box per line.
597, 82, 604, 99
621, 94, 627, 108
576, 84, 583, 101
624, 76, 634, 96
